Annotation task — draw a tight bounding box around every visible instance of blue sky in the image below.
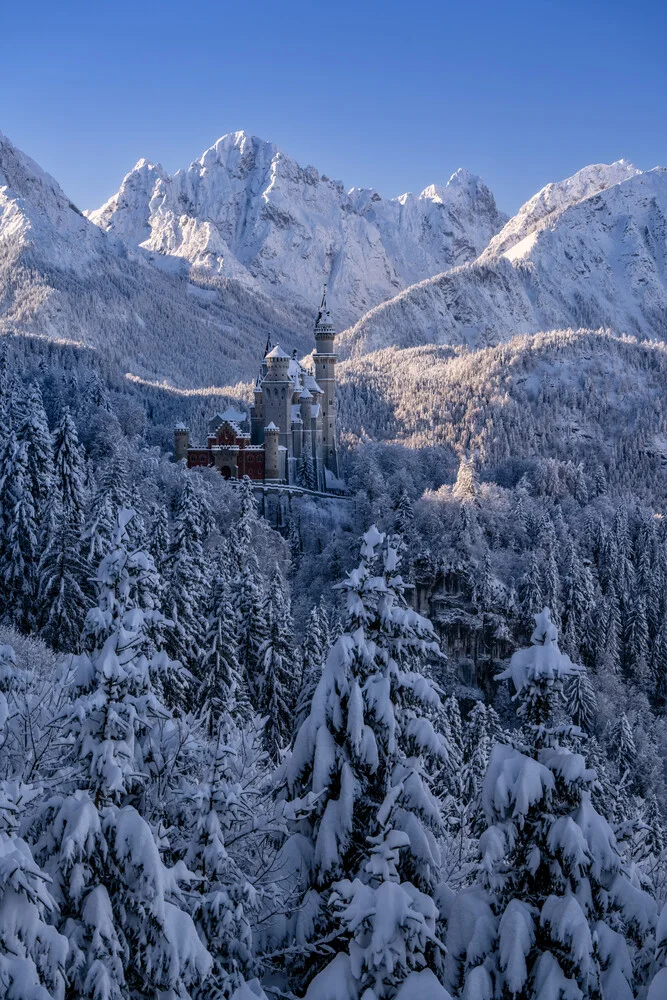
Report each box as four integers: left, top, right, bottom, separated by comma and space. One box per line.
3, 0, 666, 214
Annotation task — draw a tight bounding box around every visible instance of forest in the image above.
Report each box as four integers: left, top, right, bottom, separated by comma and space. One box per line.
1, 330, 667, 999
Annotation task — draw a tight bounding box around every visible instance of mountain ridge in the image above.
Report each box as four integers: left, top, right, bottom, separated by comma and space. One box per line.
86, 130, 507, 326
339, 164, 667, 357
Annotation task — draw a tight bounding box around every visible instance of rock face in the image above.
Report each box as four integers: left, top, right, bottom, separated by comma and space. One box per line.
87, 131, 507, 327
339, 163, 667, 357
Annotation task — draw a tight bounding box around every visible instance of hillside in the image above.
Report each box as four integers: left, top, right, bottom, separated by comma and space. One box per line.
339, 164, 667, 357
337, 328, 667, 500
87, 131, 506, 326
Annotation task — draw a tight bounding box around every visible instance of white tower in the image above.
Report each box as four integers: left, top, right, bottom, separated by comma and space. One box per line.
313, 285, 339, 479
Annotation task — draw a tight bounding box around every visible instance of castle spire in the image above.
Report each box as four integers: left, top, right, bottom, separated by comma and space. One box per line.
263, 330, 273, 357
315, 282, 333, 330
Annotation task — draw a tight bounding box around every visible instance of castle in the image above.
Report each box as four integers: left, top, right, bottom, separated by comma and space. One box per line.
174, 289, 341, 491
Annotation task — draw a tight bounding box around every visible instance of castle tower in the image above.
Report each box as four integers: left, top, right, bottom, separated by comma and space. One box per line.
264, 422, 281, 480
174, 422, 189, 462
263, 345, 293, 457
313, 285, 339, 478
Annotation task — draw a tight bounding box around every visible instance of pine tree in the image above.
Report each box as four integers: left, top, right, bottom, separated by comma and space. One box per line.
165, 478, 209, 693
148, 501, 171, 581
445, 608, 657, 999
258, 568, 295, 757
0, 440, 39, 630
51, 409, 86, 529
183, 744, 258, 999
16, 381, 53, 534
285, 527, 449, 996
453, 456, 480, 504
37, 498, 89, 652
0, 674, 68, 1000
565, 667, 597, 732
200, 569, 249, 734
393, 488, 415, 537
297, 453, 316, 491
34, 510, 212, 999
519, 550, 543, 632
295, 603, 327, 732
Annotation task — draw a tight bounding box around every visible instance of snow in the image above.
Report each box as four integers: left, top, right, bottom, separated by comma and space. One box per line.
648, 968, 667, 1000
394, 969, 453, 1000
481, 743, 554, 821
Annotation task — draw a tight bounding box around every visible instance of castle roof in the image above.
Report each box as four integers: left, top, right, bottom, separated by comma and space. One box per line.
266, 345, 290, 360
300, 387, 313, 400
315, 284, 334, 330
265, 421, 279, 431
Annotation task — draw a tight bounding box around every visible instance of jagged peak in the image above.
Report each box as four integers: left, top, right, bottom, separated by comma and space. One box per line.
481, 159, 644, 262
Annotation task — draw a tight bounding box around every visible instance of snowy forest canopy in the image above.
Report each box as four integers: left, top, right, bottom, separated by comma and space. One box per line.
1, 331, 667, 999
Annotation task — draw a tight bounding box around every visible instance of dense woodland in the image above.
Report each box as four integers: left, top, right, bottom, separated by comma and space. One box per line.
2, 331, 667, 999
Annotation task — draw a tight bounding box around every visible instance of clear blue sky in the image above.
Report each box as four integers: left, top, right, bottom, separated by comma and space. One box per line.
3, 0, 666, 215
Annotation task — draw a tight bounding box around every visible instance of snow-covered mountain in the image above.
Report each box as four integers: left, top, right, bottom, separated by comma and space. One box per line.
0, 131, 319, 387
87, 131, 507, 326
339, 162, 667, 357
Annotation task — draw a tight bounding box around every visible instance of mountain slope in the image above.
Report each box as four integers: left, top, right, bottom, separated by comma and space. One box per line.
0, 131, 318, 387
87, 131, 507, 326
337, 328, 667, 498
339, 163, 667, 357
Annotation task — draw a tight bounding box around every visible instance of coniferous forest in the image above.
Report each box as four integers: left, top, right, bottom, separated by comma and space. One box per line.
2, 329, 667, 1000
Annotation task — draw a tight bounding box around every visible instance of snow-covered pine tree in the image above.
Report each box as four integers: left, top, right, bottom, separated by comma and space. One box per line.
37, 498, 89, 652
165, 476, 210, 697
182, 737, 259, 999
294, 603, 327, 732
37, 409, 90, 650
148, 501, 171, 582
565, 666, 597, 732
0, 439, 39, 631
445, 607, 657, 999
50, 409, 87, 528
519, 550, 543, 633
0, 673, 68, 1000
453, 456, 480, 505
200, 566, 250, 734
34, 510, 211, 1000
82, 477, 117, 566
297, 453, 316, 491
393, 488, 415, 537
258, 568, 296, 757
285, 527, 449, 998
16, 381, 53, 535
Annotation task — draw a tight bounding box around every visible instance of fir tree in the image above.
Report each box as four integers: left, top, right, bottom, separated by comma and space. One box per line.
34, 511, 212, 1000
294, 603, 327, 732
285, 527, 449, 995
0, 679, 68, 1000
565, 666, 597, 732
165, 477, 209, 694
258, 568, 295, 757
200, 569, 249, 734
445, 608, 657, 999
0, 440, 39, 630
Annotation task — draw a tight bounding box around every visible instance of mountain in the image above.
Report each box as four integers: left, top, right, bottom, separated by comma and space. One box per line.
339, 162, 667, 357
0, 131, 318, 387
87, 131, 507, 326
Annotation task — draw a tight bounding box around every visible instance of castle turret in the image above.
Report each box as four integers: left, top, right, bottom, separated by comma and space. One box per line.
264, 422, 281, 480
263, 345, 293, 458
313, 285, 339, 477
174, 422, 189, 462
